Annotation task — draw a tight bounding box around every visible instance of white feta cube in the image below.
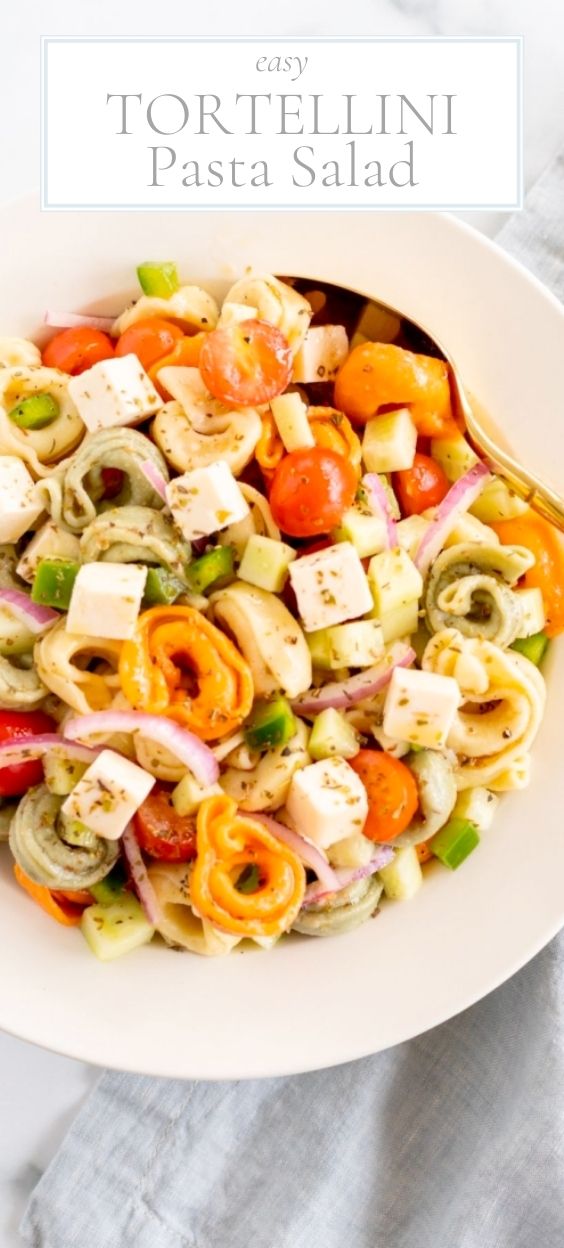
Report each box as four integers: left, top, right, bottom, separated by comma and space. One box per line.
62, 748, 155, 840
286, 756, 369, 850
219, 301, 259, 326
383, 667, 460, 750
0, 457, 42, 543
292, 325, 349, 384
67, 354, 161, 433
16, 521, 81, 584
270, 392, 315, 452
166, 461, 249, 542
288, 541, 373, 632
66, 562, 147, 639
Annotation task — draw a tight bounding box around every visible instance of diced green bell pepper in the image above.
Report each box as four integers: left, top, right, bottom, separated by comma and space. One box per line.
430, 817, 480, 870
186, 545, 234, 594
8, 393, 59, 430
31, 558, 81, 610
244, 696, 296, 750
511, 631, 549, 667
143, 566, 185, 606
236, 864, 261, 894
136, 261, 179, 298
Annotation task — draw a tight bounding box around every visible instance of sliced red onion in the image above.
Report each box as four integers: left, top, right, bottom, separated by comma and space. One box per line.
121, 823, 161, 926
0, 588, 59, 633
140, 459, 168, 502
303, 845, 394, 906
0, 733, 101, 768
362, 473, 398, 548
414, 461, 490, 577
64, 711, 219, 787
44, 310, 117, 334
291, 641, 415, 714
248, 812, 340, 891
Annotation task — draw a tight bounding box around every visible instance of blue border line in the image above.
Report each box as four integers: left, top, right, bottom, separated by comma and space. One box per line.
41, 35, 523, 213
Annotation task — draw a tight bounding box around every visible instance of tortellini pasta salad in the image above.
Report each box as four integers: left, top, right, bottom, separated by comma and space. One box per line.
0, 261, 558, 961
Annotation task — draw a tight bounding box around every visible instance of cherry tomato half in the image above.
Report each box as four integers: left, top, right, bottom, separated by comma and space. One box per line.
199, 319, 293, 406
349, 749, 419, 843
0, 710, 56, 797
394, 453, 450, 516
43, 327, 114, 376
134, 788, 197, 862
100, 467, 125, 499
269, 447, 357, 538
115, 318, 184, 372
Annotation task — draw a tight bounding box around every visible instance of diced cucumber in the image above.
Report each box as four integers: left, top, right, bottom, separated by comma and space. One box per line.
306, 628, 333, 669
328, 831, 374, 868
470, 477, 528, 523
244, 696, 296, 750
270, 392, 314, 452
333, 507, 387, 558
430, 433, 478, 483
376, 475, 401, 520
143, 566, 185, 605
396, 514, 430, 561
325, 620, 384, 668
186, 545, 234, 593
43, 754, 88, 797
171, 773, 222, 817
136, 261, 179, 298
511, 631, 549, 666
89, 862, 128, 904
81, 894, 154, 960
453, 787, 498, 834
513, 588, 546, 638
31, 558, 81, 610
368, 548, 423, 618
380, 599, 420, 643
60, 818, 98, 850
308, 708, 360, 761
362, 408, 417, 473
430, 816, 480, 869
238, 534, 296, 593
379, 846, 423, 900
443, 511, 499, 548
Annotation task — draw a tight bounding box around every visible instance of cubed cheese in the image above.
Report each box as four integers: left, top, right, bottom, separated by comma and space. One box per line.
67, 354, 161, 432
286, 756, 369, 849
219, 301, 259, 326
166, 461, 249, 542
325, 620, 385, 668
514, 587, 546, 638
362, 409, 417, 473
292, 325, 349, 383
0, 457, 42, 542
383, 667, 460, 749
16, 521, 81, 583
66, 562, 147, 639
288, 541, 373, 632
62, 749, 155, 840
270, 392, 314, 452
368, 548, 423, 618
238, 534, 296, 593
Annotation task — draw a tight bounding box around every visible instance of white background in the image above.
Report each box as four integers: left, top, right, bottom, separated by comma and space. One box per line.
2, 0, 564, 1244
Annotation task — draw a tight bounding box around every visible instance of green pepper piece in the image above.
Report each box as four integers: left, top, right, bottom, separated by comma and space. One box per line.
8, 393, 60, 430
236, 864, 261, 894
185, 545, 234, 594
430, 817, 480, 870
511, 631, 549, 667
143, 567, 185, 606
136, 261, 179, 298
90, 862, 128, 905
31, 558, 81, 610
244, 696, 296, 751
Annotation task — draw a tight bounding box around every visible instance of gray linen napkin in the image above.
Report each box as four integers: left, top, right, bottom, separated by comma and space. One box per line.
21, 156, 564, 1248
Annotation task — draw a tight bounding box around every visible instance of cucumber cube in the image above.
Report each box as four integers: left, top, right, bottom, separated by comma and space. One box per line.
328, 831, 374, 868
513, 588, 546, 638
172, 773, 222, 817
89, 862, 128, 904
362, 408, 417, 473
326, 620, 385, 668
43, 754, 88, 797
238, 534, 296, 593
333, 507, 388, 558
270, 392, 314, 452
308, 708, 360, 761
380, 599, 420, 643
379, 846, 423, 900
430, 433, 478, 483
430, 817, 480, 869
453, 787, 498, 834
368, 548, 423, 618
470, 477, 528, 524
306, 628, 333, 669
81, 895, 154, 960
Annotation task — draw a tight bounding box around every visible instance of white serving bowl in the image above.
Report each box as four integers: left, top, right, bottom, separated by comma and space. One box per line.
0, 199, 563, 1080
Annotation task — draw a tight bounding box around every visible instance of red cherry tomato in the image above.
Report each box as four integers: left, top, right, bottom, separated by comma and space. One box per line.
199, 319, 293, 406
43, 327, 114, 376
0, 710, 56, 797
115, 318, 184, 372
100, 467, 125, 499
349, 749, 419, 843
269, 447, 357, 538
394, 453, 450, 516
133, 789, 197, 862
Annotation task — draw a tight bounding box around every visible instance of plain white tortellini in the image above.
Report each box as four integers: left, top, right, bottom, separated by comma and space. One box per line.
222, 274, 312, 355
0, 338, 42, 369
113, 285, 219, 335
210, 582, 312, 699
152, 366, 262, 477
0, 366, 85, 475
34, 620, 123, 714
220, 718, 310, 811
422, 628, 546, 789
146, 862, 242, 955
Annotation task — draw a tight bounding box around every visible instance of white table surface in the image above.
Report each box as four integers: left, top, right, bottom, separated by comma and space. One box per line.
2, 0, 564, 1242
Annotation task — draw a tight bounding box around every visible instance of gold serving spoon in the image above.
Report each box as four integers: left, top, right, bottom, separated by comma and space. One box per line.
287, 276, 564, 533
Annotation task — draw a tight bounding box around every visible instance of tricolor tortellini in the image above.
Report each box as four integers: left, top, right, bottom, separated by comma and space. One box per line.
146, 861, 242, 955
35, 427, 169, 531
394, 750, 457, 847
422, 628, 546, 789
220, 718, 310, 811
210, 582, 312, 700
222, 274, 312, 356
80, 504, 191, 580
424, 542, 535, 648
0, 366, 85, 476
113, 285, 219, 336
9, 785, 118, 890
292, 875, 383, 937
151, 367, 262, 478
34, 620, 123, 714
